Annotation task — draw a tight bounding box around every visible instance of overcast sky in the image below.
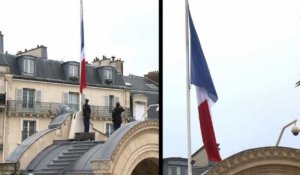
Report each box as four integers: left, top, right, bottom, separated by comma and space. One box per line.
0, 0, 158, 76
164, 0, 300, 160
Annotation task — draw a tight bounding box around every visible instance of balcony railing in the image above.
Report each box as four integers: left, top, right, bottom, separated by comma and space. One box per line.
7, 100, 132, 118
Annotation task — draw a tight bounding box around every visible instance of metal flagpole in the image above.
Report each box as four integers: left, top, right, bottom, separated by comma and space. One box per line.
185, 0, 192, 174
79, 0, 83, 112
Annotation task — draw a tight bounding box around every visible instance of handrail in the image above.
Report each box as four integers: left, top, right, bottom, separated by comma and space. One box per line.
90, 122, 107, 139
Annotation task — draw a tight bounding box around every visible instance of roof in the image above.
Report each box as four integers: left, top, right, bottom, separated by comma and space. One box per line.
123, 75, 159, 119
0, 53, 126, 88
123, 75, 159, 92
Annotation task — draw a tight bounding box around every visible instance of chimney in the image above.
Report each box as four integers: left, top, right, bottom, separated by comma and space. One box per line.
17, 45, 48, 59
144, 71, 159, 85
0, 31, 3, 54
92, 55, 111, 67
110, 58, 124, 75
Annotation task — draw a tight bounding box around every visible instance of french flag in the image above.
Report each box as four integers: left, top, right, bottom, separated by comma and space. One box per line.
80, 0, 87, 94
189, 10, 222, 162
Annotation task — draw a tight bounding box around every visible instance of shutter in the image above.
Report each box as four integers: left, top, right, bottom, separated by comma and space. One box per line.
63, 92, 69, 104
23, 60, 27, 73
35, 90, 41, 102
16, 89, 23, 101
105, 96, 109, 114
30, 60, 34, 74
105, 96, 109, 106
35, 90, 41, 112
16, 89, 23, 112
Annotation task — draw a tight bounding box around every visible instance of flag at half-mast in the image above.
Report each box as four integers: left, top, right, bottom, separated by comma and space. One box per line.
189, 9, 222, 162
80, 0, 87, 94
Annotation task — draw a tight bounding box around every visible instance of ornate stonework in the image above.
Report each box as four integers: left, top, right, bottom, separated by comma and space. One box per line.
92, 160, 112, 173
92, 120, 159, 175
205, 147, 300, 175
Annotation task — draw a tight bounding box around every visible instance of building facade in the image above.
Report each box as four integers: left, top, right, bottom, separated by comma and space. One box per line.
0, 32, 159, 163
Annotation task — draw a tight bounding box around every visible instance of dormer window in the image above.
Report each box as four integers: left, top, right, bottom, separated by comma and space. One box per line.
104, 69, 112, 80
96, 66, 115, 85
104, 69, 113, 85
69, 64, 79, 81
23, 59, 34, 76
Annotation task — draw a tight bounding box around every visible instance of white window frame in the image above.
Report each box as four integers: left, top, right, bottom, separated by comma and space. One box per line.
104, 69, 113, 80
23, 59, 34, 75
62, 92, 79, 111
20, 118, 38, 143
69, 64, 79, 78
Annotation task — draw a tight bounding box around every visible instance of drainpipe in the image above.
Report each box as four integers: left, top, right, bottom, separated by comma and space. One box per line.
2, 78, 7, 162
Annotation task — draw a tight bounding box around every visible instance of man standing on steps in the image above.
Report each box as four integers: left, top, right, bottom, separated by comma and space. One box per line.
112, 102, 125, 131
82, 99, 91, 132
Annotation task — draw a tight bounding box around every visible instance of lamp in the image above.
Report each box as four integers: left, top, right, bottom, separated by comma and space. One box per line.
141, 104, 159, 121
276, 119, 298, 146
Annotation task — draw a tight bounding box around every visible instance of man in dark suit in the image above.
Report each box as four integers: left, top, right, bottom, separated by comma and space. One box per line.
82, 99, 91, 132
112, 102, 125, 131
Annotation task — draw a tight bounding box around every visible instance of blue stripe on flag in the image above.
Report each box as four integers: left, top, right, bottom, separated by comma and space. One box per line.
189, 10, 218, 102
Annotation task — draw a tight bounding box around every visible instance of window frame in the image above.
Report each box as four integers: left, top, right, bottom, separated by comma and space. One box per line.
20, 118, 38, 142
103, 68, 113, 80
69, 64, 79, 78
23, 58, 35, 76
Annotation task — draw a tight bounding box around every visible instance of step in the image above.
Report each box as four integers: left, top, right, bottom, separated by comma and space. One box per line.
42, 167, 64, 171
29, 172, 61, 175
68, 148, 89, 152
72, 143, 97, 147
57, 155, 81, 159
63, 152, 85, 156
53, 159, 77, 163
48, 162, 70, 167
70, 146, 93, 150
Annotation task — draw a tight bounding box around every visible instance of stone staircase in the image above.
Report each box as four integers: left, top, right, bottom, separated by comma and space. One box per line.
34, 141, 98, 174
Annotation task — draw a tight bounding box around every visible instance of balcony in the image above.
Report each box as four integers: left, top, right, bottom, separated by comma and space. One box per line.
6, 100, 132, 119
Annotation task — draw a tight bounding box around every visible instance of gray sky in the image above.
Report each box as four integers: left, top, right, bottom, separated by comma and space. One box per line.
0, 0, 158, 76
164, 0, 300, 159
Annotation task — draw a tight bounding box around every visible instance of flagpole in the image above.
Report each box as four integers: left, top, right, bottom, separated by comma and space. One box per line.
185, 0, 192, 175
79, 0, 83, 112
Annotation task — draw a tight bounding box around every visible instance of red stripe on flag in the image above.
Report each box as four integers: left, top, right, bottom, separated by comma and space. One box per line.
198, 100, 222, 162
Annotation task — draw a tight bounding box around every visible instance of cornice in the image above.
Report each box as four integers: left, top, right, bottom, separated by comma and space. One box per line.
205, 147, 300, 175
111, 120, 159, 162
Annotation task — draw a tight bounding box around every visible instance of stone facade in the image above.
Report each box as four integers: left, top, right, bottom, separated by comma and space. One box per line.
92, 120, 159, 175
205, 147, 300, 175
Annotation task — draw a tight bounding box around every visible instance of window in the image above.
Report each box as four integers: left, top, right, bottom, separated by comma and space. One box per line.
22, 120, 36, 141
168, 166, 187, 175
69, 65, 79, 79
16, 89, 41, 112
105, 123, 113, 136
168, 166, 177, 175
69, 92, 79, 111
22, 89, 35, 109
180, 167, 187, 175
105, 95, 119, 114
104, 69, 113, 80
62, 92, 81, 111
23, 59, 34, 75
